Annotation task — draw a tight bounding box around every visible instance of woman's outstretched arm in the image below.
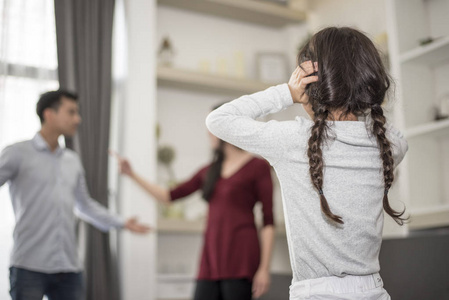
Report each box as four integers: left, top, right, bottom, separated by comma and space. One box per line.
110, 151, 170, 204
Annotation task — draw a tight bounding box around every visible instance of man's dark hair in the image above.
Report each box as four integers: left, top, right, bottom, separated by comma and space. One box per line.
36, 90, 78, 123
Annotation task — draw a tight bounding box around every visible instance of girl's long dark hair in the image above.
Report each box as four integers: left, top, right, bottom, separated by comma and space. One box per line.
298, 27, 407, 225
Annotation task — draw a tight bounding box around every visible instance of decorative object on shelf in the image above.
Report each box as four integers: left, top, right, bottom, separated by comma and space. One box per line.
258, 0, 289, 5
256, 52, 289, 84
158, 36, 175, 67
157, 144, 183, 218
156, 122, 161, 140
419, 37, 434, 46
374, 32, 388, 53
233, 51, 246, 78
289, 0, 307, 10
158, 145, 176, 185
435, 93, 449, 121
156, 124, 184, 219
182, 196, 208, 221
374, 32, 390, 70
198, 59, 211, 73
216, 57, 229, 76
161, 201, 184, 219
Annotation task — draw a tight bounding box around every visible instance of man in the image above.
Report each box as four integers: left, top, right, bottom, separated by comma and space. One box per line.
0, 90, 150, 300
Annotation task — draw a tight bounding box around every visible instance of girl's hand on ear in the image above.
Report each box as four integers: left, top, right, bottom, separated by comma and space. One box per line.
288, 61, 318, 104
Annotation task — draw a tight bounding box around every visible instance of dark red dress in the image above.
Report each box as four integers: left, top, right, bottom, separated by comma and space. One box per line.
169, 157, 274, 281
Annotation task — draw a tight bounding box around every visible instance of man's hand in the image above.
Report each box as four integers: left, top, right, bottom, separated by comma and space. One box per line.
124, 217, 151, 234
252, 268, 270, 298
288, 61, 318, 104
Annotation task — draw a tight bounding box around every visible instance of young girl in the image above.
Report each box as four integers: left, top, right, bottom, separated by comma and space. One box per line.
206, 27, 408, 300
112, 120, 275, 300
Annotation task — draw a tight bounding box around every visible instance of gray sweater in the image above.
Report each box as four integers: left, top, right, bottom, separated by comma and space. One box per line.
206, 84, 408, 282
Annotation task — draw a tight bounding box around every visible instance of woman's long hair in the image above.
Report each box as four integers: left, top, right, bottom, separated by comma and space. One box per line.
298, 27, 407, 225
202, 103, 227, 201
202, 139, 225, 201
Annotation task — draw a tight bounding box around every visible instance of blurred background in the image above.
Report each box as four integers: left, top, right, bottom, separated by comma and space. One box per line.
0, 0, 448, 299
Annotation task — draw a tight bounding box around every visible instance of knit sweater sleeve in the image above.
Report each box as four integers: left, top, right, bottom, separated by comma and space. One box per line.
206, 84, 294, 166
386, 123, 409, 168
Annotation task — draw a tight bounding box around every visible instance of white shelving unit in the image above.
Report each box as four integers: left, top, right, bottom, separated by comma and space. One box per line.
157, 217, 205, 234
155, 2, 303, 299
400, 35, 449, 65
387, 0, 449, 230
156, 0, 305, 233
157, 0, 306, 27
157, 216, 287, 236
405, 119, 449, 139
409, 204, 449, 230
157, 66, 272, 95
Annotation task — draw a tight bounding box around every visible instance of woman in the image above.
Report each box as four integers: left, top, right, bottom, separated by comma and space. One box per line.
113, 119, 275, 300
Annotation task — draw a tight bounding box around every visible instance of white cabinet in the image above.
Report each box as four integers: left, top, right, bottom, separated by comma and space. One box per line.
386, 0, 449, 230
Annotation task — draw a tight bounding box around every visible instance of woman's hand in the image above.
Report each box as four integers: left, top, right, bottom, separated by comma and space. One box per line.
252, 268, 270, 298
118, 158, 134, 177
109, 150, 171, 204
109, 150, 134, 177
288, 61, 318, 104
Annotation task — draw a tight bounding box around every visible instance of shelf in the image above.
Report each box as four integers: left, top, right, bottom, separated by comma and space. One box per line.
157, 217, 286, 236
386, 0, 449, 234
157, 66, 273, 95
157, 218, 205, 234
157, 273, 194, 300
158, 273, 195, 280
405, 119, 449, 139
157, 0, 306, 27
400, 35, 449, 66
409, 204, 449, 230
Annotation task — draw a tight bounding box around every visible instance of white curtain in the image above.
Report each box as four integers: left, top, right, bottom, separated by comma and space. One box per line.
0, 0, 58, 298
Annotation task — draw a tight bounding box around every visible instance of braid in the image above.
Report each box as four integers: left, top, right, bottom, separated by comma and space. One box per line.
307, 109, 344, 224
202, 140, 225, 201
371, 104, 407, 225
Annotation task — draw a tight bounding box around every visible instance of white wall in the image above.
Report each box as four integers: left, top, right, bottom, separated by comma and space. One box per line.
119, 0, 158, 299
307, 0, 387, 34
155, 5, 310, 277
